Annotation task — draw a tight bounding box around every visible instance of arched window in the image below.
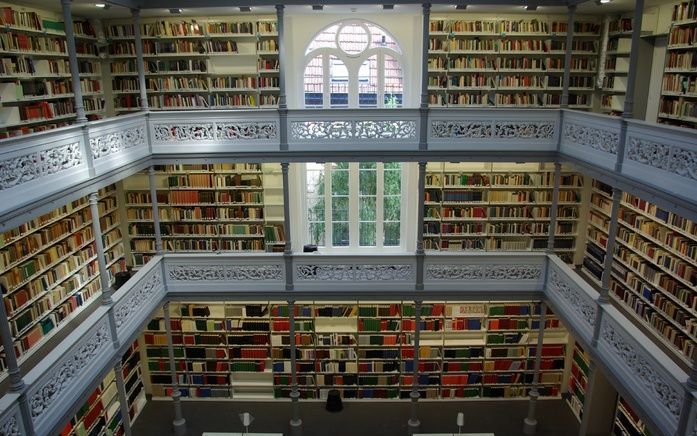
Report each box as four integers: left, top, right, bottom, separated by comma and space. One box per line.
303, 20, 405, 108
302, 21, 406, 250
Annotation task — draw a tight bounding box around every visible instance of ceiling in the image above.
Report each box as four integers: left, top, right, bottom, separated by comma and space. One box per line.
11, 0, 679, 19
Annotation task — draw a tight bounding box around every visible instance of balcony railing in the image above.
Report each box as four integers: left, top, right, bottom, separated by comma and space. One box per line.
1, 107, 695, 230
0, 252, 691, 436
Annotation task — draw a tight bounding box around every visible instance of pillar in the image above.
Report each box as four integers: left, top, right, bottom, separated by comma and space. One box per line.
288, 300, 302, 435
61, 0, 86, 123
408, 300, 422, 435
561, 5, 576, 108
523, 302, 547, 434
148, 166, 163, 255
578, 361, 618, 436
132, 8, 149, 111
163, 302, 186, 435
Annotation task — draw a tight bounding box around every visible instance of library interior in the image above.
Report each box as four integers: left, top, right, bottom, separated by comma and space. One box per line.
0, 0, 696, 435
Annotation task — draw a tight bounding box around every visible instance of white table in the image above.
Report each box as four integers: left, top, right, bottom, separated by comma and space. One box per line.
202, 433, 283, 436
414, 433, 495, 436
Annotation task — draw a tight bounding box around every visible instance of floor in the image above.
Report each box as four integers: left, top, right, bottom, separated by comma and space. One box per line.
132, 397, 579, 436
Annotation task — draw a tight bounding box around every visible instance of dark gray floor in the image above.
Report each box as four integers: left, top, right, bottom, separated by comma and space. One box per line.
132, 398, 579, 436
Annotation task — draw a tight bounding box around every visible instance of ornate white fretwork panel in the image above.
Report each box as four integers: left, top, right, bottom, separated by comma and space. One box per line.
90, 126, 146, 159
628, 137, 697, 182
114, 269, 163, 333
547, 269, 597, 327
600, 316, 683, 422
0, 142, 82, 191
291, 120, 416, 140
29, 323, 111, 418
425, 264, 542, 280
153, 122, 278, 143
167, 264, 284, 281
295, 264, 414, 281
562, 122, 618, 154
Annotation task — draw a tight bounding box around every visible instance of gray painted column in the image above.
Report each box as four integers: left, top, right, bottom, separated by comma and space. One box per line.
523, 302, 547, 434
288, 300, 302, 435
282, 163, 294, 291
113, 360, 133, 436
276, 5, 287, 110
677, 359, 697, 434
408, 300, 422, 435
148, 166, 163, 254
419, 3, 430, 150
599, 188, 622, 305
622, 0, 644, 120
61, 0, 87, 123
277, 5, 288, 151
163, 302, 186, 435
561, 5, 576, 108
89, 193, 113, 304
415, 162, 426, 290
546, 163, 562, 252
132, 8, 149, 111
0, 289, 35, 435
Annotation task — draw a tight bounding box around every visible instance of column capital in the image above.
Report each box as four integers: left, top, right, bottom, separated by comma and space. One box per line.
275, 4, 285, 12
131, 7, 141, 16
60, 0, 72, 6
148, 165, 156, 176
88, 192, 99, 205
287, 299, 296, 305
422, 3, 431, 13
567, 3, 577, 12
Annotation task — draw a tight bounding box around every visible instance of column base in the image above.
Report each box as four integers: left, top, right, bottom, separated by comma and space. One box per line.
173, 418, 186, 436
523, 417, 537, 435
408, 418, 420, 435
290, 418, 303, 436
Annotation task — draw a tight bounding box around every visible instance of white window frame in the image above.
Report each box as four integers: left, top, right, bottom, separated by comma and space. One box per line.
302, 162, 406, 252
302, 20, 406, 109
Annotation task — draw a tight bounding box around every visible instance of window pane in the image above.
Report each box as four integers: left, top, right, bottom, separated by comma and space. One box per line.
384, 162, 400, 170
384, 169, 401, 195
332, 196, 349, 221
329, 55, 349, 108
360, 222, 376, 246
384, 55, 403, 108
358, 55, 378, 108
333, 222, 349, 246
310, 222, 325, 246
331, 170, 349, 195
307, 197, 325, 221
366, 23, 401, 53
384, 222, 400, 246
338, 24, 369, 55
359, 170, 376, 195
306, 24, 339, 54
384, 196, 400, 221
359, 196, 376, 221
359, 162, 377, 170
306, 168, 325, 195
304, 55, 323, 108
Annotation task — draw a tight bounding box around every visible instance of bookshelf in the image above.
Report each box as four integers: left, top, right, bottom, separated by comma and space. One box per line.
140, 300, 569, 401
0, 185, 126, 365
581, 179, 697, 364
58, 369, 122, 436
423, 162, 585, 263
427, 17, 599, 109
599, 17, 632, 114
122, 163, 286, 267
59, 339, 146, 436
613, 396, 652, 436
0, 5, 105, 138
658, 1, 697, 128
106, 17, 278, 113
565, 341, 589, 422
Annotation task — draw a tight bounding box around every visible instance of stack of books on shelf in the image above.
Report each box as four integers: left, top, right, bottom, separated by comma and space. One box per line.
140, 300, 569, 401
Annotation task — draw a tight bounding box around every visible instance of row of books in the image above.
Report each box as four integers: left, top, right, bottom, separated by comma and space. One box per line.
429, 19, 598, 35
429, 56, 597, 72
105, 20, 277, 38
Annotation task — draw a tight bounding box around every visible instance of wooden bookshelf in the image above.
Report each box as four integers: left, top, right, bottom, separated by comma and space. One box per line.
59, 338, 146, 436
140, 300, 569, 401
658, 1, 697, 127
0, 5, 105, 138
427, 17, 599, 109
0, 185, 126, 364
423, 162, 585, 263
122, 163, 285, 267
581, 179, 697, 364
106, 17, 278, 113
613, 396, 652, 436
565, 341, 589, 422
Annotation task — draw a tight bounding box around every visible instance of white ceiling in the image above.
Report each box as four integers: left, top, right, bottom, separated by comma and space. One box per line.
10, 0, 680, 19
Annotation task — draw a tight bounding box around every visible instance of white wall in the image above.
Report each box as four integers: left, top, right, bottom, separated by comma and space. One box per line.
284, 11, 423, 109
646, 36, 667, 123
